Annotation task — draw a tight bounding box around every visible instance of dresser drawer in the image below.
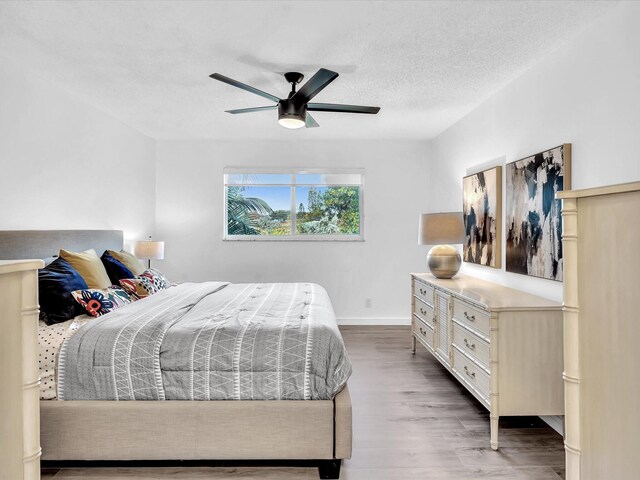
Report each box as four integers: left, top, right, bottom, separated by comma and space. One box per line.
453, 299, 491, 337
413, 315, 434, 350
452, 347, 490, 402
452, 322, 490, 371
413, 297, 434, 324
413, 279, 434, 306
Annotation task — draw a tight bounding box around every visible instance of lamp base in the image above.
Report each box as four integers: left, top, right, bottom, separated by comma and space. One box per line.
427, 245, 461, 279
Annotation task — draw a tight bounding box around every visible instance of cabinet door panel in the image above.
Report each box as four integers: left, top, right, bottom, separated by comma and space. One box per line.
435, 290, 451, 366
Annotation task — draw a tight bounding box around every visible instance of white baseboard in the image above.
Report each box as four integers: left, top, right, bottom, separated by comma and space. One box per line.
337, 317, 411, 326
540, 415, 564, 436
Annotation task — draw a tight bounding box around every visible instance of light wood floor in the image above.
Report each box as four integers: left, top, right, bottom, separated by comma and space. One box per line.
42, 326, 565, 479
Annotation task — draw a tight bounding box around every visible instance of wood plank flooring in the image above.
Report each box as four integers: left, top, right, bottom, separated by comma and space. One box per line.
42, 326, 565, 479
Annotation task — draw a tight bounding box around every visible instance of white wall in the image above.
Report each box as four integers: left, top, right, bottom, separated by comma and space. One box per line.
4, 2, 637, 316
426, 1, 640, 302
0, 62, 156, 247
155, 139, 430, 323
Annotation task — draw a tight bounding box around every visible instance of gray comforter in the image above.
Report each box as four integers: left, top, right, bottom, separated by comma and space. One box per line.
58, 282, 351, 401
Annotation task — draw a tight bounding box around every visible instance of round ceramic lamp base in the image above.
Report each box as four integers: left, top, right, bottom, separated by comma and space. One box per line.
427, 244, 461, 279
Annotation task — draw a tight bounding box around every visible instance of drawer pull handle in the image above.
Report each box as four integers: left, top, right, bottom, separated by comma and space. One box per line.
464, 366, 476, 379
419, 288, 427, 295
463, 338, 476, 350
420, 308, 427, 315
419, 327, 426, 335
464, 312, 476, 322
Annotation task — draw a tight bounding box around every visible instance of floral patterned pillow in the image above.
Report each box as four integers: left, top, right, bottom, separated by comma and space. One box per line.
139, 268, 170, 290
119, 276, 159, 299
71, 287, 133, 317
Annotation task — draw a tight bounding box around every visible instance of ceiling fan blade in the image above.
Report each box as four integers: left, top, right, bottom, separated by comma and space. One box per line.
291, 68, 339, 103
210, 73, 280, 103
307, 103, 380, 114
305, 113, 320, 128
225, 105, 278, 114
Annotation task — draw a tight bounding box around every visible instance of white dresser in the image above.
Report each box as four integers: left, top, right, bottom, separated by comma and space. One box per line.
0, 260, 43, 480
411, 273, 564, 449
558, 181, 640, 480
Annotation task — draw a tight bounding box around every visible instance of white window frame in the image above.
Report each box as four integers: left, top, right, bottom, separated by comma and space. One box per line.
223, 167, 365, 242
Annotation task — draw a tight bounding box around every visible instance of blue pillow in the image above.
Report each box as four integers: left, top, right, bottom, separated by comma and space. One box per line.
101, 250, 134, 285
38, 257, 88, 325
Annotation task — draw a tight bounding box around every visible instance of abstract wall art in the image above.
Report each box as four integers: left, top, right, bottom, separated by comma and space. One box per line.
505, 144, 572, 281
462, 166, 502, 268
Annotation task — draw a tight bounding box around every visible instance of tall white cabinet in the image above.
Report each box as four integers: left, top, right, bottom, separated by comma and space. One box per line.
411, 273, 564, 450
558, 181, 640, 480
0, 260, 43, 480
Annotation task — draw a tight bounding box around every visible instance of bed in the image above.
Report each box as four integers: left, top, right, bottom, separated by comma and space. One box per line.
0, 230, 352, 479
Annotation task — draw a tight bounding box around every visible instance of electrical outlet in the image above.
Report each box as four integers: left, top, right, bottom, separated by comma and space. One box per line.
365, 298, 373, 308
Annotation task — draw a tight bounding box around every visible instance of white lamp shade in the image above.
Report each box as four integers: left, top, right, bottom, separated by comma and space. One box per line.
418, 212, 465, 245
133, 240, 165, 260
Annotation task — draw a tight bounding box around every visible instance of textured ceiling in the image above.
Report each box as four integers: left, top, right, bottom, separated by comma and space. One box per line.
0, 1, 618, 140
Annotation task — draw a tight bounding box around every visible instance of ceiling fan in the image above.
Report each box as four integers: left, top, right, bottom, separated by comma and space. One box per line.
209, 68, 380, 129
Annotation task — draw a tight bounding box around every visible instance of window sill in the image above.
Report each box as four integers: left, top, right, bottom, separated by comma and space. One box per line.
223, 236, 364, 242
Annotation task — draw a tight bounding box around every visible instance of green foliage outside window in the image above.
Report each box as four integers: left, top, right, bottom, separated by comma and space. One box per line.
226, 186, 273, 235
225, 174, 362, 238
296, 186, 360, 235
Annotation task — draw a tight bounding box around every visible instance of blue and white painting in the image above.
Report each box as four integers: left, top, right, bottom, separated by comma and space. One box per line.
506, 145, 571, 281
463, 166, 501, 268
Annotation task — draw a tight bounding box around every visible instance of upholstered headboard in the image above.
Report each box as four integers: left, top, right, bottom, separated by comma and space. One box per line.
0, 230, 124, 260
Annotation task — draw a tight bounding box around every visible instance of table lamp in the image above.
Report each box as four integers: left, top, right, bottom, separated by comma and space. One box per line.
418, 212, 465, 279
133, 236, 165, 269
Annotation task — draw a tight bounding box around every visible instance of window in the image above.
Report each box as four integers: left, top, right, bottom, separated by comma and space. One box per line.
224, 169, 364, 240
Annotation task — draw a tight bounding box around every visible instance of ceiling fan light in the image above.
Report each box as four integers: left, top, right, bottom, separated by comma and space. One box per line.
278, 100, 306, 129
278, 116, 305, 129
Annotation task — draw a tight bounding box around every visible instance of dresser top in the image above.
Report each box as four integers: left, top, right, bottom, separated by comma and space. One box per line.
411, 273, 561, 311
557, 180, 640, 199
0, 259, 44, 274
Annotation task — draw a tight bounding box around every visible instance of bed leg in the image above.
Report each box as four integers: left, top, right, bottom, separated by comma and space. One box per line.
318, 459, 341, 479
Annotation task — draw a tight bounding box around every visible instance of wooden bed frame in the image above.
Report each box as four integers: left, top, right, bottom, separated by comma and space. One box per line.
0, 230, 352, 479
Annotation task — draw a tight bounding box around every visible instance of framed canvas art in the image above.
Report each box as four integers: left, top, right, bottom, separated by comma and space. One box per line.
462, 166, 502, 268
505, 144, 572, 281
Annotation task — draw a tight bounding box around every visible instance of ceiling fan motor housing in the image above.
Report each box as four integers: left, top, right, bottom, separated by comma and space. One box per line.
278, 99, 307, 127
